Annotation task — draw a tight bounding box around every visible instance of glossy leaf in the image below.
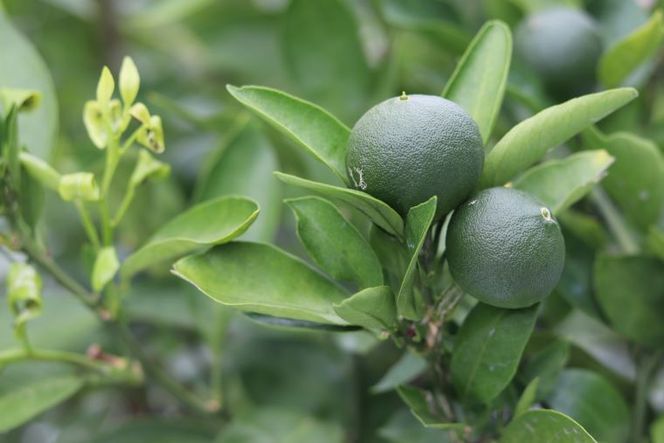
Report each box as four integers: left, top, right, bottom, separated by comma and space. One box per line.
598, 10, 664, 88
286, 196, 383, 289
443, 20, 512, 143
195, 124, 280, 242
0, 8, 58, 157
173, 242, 349, 325
0, 376, 83, 432
451, 303, 538, 404
512, 150, 614, 215
547, 369, 629, 443
594, 254, 664, 345
334, 286, 396, 331
283, 0, 369, 120
227, 85, 350, 184
481, 88, 638, 187
582, 127, 664, 230
121, 196, 259, 279
372, 352, 428, 394
396, 386, 466, 430
275, 172, 403, 237
397, 197, 436, 320
514, 378, 539, 418
500, 410, 597, 443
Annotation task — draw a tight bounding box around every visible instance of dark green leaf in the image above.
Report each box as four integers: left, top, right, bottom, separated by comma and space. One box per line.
275, 172, 403, 237
443, 20, 512, 144
451, 303, 538, 404
520, 339, 570, 397
396, 386, 466, 430
397, 196, 436, 320
546, 369, 629, 443
594, 254, 664, 345
372, 352, 428, 394
598, 10, 664, 88
514, 377, 539, 418
582, 127, 664, 230
227, 85, 350, 183
500, 410, 597, 443
512, 150, 614, 215
481, 88, 638, 187
286, 196, 382, 289
121, 196, 259, 279
647, 227, 664, 261
0, 8, 58, 157
173, 242, 349, 325
90, 419, 216, 443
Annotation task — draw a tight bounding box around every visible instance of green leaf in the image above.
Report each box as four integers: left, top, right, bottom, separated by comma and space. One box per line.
121, 196, 259, 279
91, 246, 119, 292
89, 419, 216, 443
275, 172, 403, 237
195, 123, 281, 242
512, 150, 614, 215
0, 375, 83, 432
546, 369, 629, 443
653, 415, 664, 443
443, 20, 512, 144
0, 88, 41, 112
598, 10, 664, 88
286, 196, 383, 289
0, 8, 58, 157
481, 88, 638, 187
119, 56, 140, 106
397, 197, 436, 320
594, 254, 664, 345
6, 262, 43, 333
227, 85, 350, 184
173, 242, 349, 325
282, 0, 369, 120
396, 386, 466, 430
514, 377, 539, 418
372, 352, 428, 394
520, 339, 570, 397
582, 127, 664, 230
244, 313, 358, 332
19, 152, 61, 191
451, 303, 538, 404
647, 227, 664, 261
333, 286, 396, 331
500, 410, 597, 443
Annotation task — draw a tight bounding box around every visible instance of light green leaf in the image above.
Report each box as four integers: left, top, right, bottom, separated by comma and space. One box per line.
512, 150, 614, 214
334, 286, 396, 331
443, 20, 512, 143
91, 247, 119, 292
582, 127, 664, 230
514, 378, 539, 418
481, 88, 638, 187
282, 0, 369, 121
451, 303, 538, 404
500, 410, 597, 443
195, 123, 281, 242
397, 197, 436, 320
275, 172, 403, 237
227, 85, 350, 184
594, 254, 664, 346
547, 369, 629, 443
121, 196, 259, 279
396, 386, 466, 430
19, 152, 61, 190
286, 196, 382, 289
58, 172, 100, 201
599, 10, 664, 88
372, 352, 428, 394
129, 150, 170, 188
0, 376, 83, 432
0, 88, 41, 112
0, 8, 58, 157
653, 415, 664, 443
6, 262, 43, 331
96, 66, 114, 106
173, 242, 349, 325
119, 56, 140, 106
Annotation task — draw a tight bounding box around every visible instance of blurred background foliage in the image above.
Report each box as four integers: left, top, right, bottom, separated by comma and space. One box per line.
0, 0, 663, 442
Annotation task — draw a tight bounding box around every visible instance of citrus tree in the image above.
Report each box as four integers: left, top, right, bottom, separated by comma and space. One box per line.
1, 1, 664, 442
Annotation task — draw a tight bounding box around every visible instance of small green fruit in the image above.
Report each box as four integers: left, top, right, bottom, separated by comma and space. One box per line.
345, 94, 484, 218
516, 7, 603, 99
446, 187, 565, 309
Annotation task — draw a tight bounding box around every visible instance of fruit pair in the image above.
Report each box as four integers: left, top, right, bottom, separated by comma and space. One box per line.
346, 94, 564, 309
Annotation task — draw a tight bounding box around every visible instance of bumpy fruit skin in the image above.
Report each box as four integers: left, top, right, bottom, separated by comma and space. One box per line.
516, 7, 602, 99
345, 94, 484, 218
446, 187, 565, 309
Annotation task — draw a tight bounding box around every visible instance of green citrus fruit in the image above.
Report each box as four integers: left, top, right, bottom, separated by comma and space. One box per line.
515, 7, 602, 99
446, 187, 565, 309
345, 94, 484, 218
